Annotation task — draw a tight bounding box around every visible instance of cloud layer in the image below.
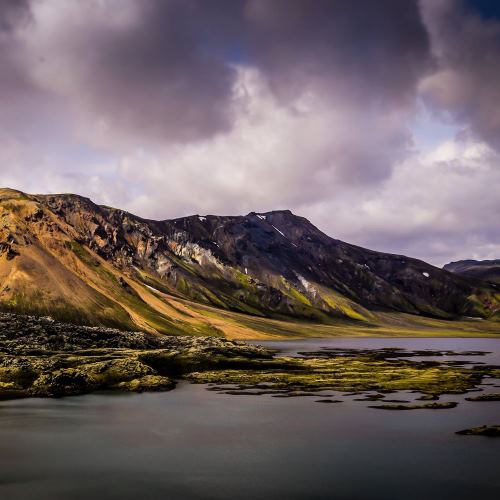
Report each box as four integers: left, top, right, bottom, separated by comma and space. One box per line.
0, 0, 498, 266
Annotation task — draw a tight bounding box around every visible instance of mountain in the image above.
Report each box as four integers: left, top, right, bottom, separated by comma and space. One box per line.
444, 260, 500, 286
1, 187, 499, 337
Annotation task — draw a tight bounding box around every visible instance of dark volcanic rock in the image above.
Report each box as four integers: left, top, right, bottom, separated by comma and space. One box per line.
0, 313, 269, 356
456, 425, 500, 437
368, 402, 458, 410
465, 393, 500, 402
0, 313, 272, 399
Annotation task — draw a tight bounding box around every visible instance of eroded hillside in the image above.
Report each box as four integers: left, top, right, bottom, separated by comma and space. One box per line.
1, 188, 499, 337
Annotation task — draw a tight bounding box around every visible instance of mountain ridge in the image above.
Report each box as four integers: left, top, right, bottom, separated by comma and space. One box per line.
1, 187, 499, 337
444, 259, 500, 286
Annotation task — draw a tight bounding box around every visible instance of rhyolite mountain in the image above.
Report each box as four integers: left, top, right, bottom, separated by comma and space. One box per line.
444, 260, 500, 287
0, 188, 498, 336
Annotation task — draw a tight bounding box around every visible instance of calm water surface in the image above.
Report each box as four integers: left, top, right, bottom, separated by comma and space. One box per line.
1, 338, 499, 500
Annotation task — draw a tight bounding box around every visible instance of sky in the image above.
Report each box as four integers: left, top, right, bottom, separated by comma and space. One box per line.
0, 0, 499, 266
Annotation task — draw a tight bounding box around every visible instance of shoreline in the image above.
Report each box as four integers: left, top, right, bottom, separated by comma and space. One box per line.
1, 312, 499, 402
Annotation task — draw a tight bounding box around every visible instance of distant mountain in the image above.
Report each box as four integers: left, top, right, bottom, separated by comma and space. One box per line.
0, 187, 498, 335
444, 259, 500, 286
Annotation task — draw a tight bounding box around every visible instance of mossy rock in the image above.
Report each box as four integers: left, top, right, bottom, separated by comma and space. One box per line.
465, 393, 500, 401
1, 312, 498, 402
116, 375, 175, 392
368, 402, 458, 410
31, 368, 99, 397
83, 358, 155, 385
456, 425, 500, 437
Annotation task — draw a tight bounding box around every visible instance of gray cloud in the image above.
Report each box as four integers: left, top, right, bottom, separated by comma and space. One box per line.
245, 0, 432, 105
24, 0, 241, 145
23, 0, 432, 149
420, 0, 500, 150
1, 0, 36, 130
0, 0, 31, 31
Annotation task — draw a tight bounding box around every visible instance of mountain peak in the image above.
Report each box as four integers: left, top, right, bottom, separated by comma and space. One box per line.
248, 209, 294, 218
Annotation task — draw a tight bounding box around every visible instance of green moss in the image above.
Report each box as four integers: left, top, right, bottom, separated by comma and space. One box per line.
186, 353, 487, 397
279, 277, 312, 306
65, 241, 100, 267
66, 241, 184, 333
235, 269, 252, 287
368, 402, 458, 410
0, 289, 135, 330
317, 287, 375, 322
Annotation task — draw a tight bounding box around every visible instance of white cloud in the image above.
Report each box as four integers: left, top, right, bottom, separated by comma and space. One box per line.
304, 134, 500, 266
99, 66, 414, 219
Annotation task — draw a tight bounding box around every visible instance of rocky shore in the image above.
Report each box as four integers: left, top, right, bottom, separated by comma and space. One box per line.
1, 313, 499, 409
0, 313, 272, 399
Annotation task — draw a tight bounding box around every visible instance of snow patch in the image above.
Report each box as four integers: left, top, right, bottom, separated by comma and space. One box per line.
256, 214, 266, 220
271, 224, 285, 237
422, 272, 430, 278
295, 272, 318, 298
145, 284, 162, 294
198, 216, 206, 222
297, 274, 310, 289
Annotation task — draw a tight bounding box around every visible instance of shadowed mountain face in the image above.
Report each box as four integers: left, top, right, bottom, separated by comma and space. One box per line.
444, 260, 500, 286
0, 187, 498, 334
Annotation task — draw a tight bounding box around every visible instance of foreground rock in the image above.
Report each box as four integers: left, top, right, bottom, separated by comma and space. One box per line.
0, 313, 272, 399
368, 402, 458, 410
1, 313, 499, 401
465, 393, 500, 401
456, 425, 500, 437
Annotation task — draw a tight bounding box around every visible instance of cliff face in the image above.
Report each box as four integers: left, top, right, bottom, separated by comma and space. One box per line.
0, 188, 498, 334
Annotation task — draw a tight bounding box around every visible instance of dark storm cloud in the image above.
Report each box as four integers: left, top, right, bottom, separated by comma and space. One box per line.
0, 0, 32, 95
0, 0, 54, 141
29, 0, 240, 144
0, 0, 31, 32
244, 0, 432, 104
26, 0, 432, 147
240, 0, 433, 185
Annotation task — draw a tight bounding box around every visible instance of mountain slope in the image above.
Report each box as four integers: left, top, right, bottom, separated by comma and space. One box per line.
444, 260, 500, 286
1, 188, 499, 336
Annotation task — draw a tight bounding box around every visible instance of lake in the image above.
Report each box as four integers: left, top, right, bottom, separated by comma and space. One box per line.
1, 338, 499, 500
